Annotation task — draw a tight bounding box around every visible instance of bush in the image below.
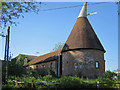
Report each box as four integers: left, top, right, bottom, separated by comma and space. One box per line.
117, 74, 120, 80
26, 70, 39, 78
102, 71, 117, 80
43, 75, 53, 82
35, 68, 48, 76
97, 77, 118, 88
76, 70, 82, 78
49, 68, 56, 77
59, 76, 83, 88
3, 76, 38, 88
2, 56, 26, 82
3, 71, 119, 89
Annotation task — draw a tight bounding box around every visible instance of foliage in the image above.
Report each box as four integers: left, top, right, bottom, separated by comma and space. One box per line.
76, 70, 82, 78
2, 71, 120, 89
102, 70, 117, 80
43, 75, 53, 82
59, 76, 83, 88
2, 76, 36, 88
49, 68, 56, 77
26, 70, 39, 79
52, 42, 65, 51
97, 71, 118, 88
118, 74, 120, 80
2, 55, 26, 83
1, 2, 41, 27
35, 67, 48, 76
97, 77, 118, 88
8, 55, 26, 76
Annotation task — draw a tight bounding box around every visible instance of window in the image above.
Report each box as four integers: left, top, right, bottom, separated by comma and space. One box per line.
95, 61, 99, 69
36, 65, 38, 68
29, 67, 32, 70
42, 65, 45, 68
74, 63, 78, 70
50, 63, 53, 69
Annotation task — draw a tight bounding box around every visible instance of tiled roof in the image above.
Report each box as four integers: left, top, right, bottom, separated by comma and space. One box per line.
24, 50, 61, 67
62, 17, 105, 52
19, 54, 37, 60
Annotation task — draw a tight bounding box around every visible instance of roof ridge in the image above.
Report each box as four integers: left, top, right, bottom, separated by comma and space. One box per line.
19, 54, 37, 57
24, 49, 61, 66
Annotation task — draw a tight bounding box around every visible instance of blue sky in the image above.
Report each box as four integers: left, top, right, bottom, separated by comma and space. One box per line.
1, 2, 118, 71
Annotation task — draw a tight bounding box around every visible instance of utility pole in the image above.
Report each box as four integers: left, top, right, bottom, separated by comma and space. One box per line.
118, 1, 120, 71
4, 35, 8, 84
4, 35, 7, 61
5, 26, 10, 84
58, 49, 60, 78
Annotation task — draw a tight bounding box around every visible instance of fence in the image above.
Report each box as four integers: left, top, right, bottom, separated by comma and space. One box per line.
11, 80, 120, 88
12, 80, 60, 88
97, 81, 120, 89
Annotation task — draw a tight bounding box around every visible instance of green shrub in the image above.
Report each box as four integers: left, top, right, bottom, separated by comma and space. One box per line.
3, 73, 119, 89
59, 76, 83, 88
49, 68, 56, 77
102, 71, 117, 80
43, 75, 53, 82
76, 70, 82, 78
8, 56, 26, 77
95, 71, 118, 88
117, 74, 120, 80
26, 70, 39, 78
35, 68, 48, 76
97, 77, 117, 88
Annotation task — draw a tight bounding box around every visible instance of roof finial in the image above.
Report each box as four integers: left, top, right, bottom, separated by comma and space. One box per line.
78, 2, 87, 18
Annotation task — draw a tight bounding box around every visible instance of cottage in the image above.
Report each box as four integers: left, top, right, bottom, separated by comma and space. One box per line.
16, 54, 37, 65
24, 2, 105, 78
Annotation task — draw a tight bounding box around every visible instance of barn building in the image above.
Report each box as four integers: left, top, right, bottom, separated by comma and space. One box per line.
24, 2, 106, 78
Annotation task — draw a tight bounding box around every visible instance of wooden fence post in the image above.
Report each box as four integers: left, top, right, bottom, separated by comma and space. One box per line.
87, 77, 88, 80
81, 76, 83, 79
31, 80, 33, 88
118, 81, 120, 90
31, 80, 35, 88
97, 81, 99, 89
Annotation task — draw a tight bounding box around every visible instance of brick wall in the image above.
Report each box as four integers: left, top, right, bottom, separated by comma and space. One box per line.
62, 49, 105, 78
28, 60, 58, 76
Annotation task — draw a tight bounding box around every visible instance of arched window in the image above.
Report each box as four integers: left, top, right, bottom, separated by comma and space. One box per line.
42, 65, 45, 68
50, 63, 53, 69
29, 67, 32, 70
95, 61, 99, 69
36, 65, 38, 68
74, 63, 78, 70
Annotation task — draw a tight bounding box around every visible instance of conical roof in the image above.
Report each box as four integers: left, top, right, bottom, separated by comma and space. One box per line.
62, 2, 105, 52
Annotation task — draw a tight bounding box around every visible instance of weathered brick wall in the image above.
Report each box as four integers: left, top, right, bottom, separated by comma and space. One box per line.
28, 60, 58, 76
28, 65, 36, 70
62, 50, 105, 78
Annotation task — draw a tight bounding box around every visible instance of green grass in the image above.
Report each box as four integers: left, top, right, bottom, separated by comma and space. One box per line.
2, 75, 119, 89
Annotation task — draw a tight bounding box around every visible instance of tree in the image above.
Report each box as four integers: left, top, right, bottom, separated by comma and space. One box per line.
102, 70, 117, 80
2, 55, 26, 79
52, 42, 65, 51
97, 71, 118, 88
1, 2, 41, 27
